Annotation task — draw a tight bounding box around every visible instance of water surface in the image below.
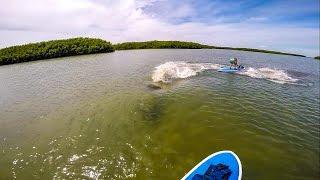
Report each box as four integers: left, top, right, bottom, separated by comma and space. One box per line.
0, 49, 319, 179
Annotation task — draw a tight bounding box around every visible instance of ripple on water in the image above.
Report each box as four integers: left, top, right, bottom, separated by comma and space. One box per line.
1, 50, 319, 179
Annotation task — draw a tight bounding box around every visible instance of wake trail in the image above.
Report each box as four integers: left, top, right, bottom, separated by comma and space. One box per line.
151, 61, 298, 84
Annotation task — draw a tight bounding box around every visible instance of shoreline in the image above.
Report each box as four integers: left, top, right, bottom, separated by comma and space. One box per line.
113, 40, 306, 57
0, 38, 314, 66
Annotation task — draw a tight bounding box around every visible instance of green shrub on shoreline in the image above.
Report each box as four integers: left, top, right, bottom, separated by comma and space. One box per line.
0, 38, 114, 65
0, 38, 308, 66
113, 41, 209, 50
315, 56, 320, 60
114, 40, 305, 57
207, 46, 305, 57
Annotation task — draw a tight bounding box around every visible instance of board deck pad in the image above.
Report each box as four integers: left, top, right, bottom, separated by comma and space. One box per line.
182, 151, 242, 180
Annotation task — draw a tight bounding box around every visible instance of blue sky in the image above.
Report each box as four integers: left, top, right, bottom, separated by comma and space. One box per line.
0, 0, 319, 56
143, 0, 319, 27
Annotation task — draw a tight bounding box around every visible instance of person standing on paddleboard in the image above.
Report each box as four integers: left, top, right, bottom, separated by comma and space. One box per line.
229, 57, 238, 67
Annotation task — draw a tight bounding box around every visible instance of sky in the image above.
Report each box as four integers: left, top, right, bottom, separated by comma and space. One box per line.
0, 0, 319, 56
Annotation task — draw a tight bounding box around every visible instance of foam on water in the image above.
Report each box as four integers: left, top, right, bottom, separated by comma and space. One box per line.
152, 61, 298, 84
239, 67, 298, 84
152, 61, 220, 83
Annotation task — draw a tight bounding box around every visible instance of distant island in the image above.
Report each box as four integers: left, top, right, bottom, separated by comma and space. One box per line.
0, 38, 114, 65
0, 37, 307, 66
114, 40, 306, 57
315, 56, 320, 60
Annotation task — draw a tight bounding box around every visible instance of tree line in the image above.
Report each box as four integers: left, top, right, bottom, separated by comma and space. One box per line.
0, 38, 114, 65
114, 40, 305, 57
113, 40, 210, 50
1, 38, 308, 66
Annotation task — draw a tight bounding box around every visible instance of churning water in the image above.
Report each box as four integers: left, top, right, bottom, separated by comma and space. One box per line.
151, 61, 298, 84
0, 49, 319, 179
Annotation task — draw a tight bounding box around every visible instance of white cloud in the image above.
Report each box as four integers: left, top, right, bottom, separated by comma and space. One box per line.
0, 0, 319, 56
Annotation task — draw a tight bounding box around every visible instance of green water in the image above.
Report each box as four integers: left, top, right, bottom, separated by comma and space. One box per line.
0, 49, 319, 179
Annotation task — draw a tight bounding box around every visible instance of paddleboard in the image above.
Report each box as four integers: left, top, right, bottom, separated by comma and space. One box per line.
218, 65, 244, 73
182, 150, 242, 180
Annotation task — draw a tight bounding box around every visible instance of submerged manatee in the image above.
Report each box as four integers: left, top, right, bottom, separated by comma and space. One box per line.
136, 94, 166, 121
147, 84, 162, 90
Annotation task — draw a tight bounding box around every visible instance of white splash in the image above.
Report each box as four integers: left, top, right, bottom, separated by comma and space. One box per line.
82, 166, 102, 180
151, 61, 298, 84
69, 154, 80, 163
68, 154, 87, 163
239, 67, 298, 84
152, 61, 220, 83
